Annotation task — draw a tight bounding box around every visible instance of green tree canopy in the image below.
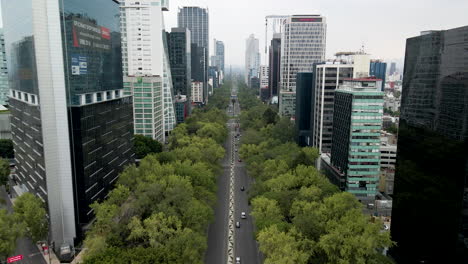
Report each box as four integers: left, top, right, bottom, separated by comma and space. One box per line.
134, 135, 163, 159
0, 158, 10, 186
13, 193, 48, 243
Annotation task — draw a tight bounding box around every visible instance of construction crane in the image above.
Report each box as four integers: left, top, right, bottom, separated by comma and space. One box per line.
264, 15, 289, 64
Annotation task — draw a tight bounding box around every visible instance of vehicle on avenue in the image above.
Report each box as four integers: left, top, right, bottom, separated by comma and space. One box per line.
238, 159, 242, 162
236, 256, 241, 264
241, 212, 246, 219
236, 221, 240, 228
240, 186, 245, 191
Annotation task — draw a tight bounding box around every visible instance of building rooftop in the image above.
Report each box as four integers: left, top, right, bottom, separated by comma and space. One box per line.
344, 77, 383, 82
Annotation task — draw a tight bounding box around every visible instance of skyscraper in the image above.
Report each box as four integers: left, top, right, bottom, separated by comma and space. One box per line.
390, 26, 468, 263
245, 34, 260, 85
168, 27, 192, 97
268, 33, 281, 98
330, 78, 384, 200
296, 72, 314, 146
178, 7, 209, 103
279, 15, 326, 117
369, 60, 387, 91
389, 62, 396, 76
213, 39, 225, 72
0, 29, 8, 105
311, 62, 354, 153
2, 0, 134, 253
121, 0, 176, 142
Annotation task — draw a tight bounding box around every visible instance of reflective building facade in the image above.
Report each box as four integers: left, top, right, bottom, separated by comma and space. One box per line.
2, 0, 134, 251
0, 29, 8, 105
391, 26, 468, 263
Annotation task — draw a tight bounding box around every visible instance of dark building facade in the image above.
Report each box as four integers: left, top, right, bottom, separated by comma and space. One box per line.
2, 0, 134, 253
191, 43, 204, 82
390, 26, 468, 264
295, 72, 314, 146
369, 60, 387, 91
168, 27, 191, 97
268, 33, 281, 98
178, 7, 209, 103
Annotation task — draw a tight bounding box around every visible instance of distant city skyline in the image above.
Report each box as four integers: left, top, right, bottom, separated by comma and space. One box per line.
1, 0, 467, 67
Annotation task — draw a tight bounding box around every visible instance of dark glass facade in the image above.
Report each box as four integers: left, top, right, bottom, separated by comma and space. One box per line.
168, 28, 191, 96
2, 0, 134, 249
268, 35, 281, 97
390, 26, 468, 263
295, 72, 313, 146
191, 43, 204, 82
369, 61, 387, 91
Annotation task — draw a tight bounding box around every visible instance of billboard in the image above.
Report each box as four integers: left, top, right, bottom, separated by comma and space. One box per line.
72, 17, 111, 51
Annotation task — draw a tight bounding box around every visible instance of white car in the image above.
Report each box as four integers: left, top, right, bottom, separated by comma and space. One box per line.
241, 212, 246, 219
236, 257, 241, 264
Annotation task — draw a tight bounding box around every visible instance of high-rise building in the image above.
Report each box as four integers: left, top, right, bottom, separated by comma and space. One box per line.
279, 15, 326, 116
178, 7, 209, 103
0, 29, 8, 105
311, 62, 354, 152
168, 27, 191, 97
174, 94, 189, 124
369, 60, 387, 91
390, 26, 468, 264
121, 0, 176, 142
296, 72, 314, 146
191, 81, 203, 104
213, 39, 225, 72
245, 34, 260, 85
259, 65, 269, 101
330, 78, 384, 201
268, 33, 281, 99
2, 0, 134, 254
389, 62, 396, 76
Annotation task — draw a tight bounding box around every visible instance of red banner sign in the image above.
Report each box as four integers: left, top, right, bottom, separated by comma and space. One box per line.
7, 255, 23, 263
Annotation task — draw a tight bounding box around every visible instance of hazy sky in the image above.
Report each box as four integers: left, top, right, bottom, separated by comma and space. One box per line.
164, 0, 468, 67
0, 1, 467, 68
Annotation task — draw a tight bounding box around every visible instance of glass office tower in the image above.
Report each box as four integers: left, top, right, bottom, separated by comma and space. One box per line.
330, 78, 383, 200
2, 0, 134, 253
390, 26, 468, 263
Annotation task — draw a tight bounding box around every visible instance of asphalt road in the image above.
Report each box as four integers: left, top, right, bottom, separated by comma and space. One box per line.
205, 83, 260, 264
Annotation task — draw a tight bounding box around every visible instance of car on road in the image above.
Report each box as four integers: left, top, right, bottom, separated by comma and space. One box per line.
241, 212, 246, 219
240, 186, 245, 191
236, 221, 240, 228
236, 257, 241, 264
238, 159, 242, 162
235, 149, 238, 152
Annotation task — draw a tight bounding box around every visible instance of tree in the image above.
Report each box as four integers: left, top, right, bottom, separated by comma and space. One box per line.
0, 139, 13, 159
257, 225, 310, 264
13, 193, 48, 242
0, 158, 9, 186
263, 107, 277, 125
134, 135, 163, 159
251, 197, 285, 231
0, 209, 22, 261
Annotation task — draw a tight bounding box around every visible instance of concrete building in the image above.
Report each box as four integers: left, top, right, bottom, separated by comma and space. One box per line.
0, 29, 8, 105
168, 28, 191, 97
178, 7, 209, 103
389, 62, 396, 76
2, 0, 134, 255
245, 34, 260, 85
390, 26, 468, 263
370, 60, 387, 91
330, 78, 384, 201
311, 62, 354, 153
279, 15, 326, 116
268, 33, 281, 98
191, 81, 203, 104
121, 0, 176, 142
379, 141, 396, 195
260, 65, 269, 88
